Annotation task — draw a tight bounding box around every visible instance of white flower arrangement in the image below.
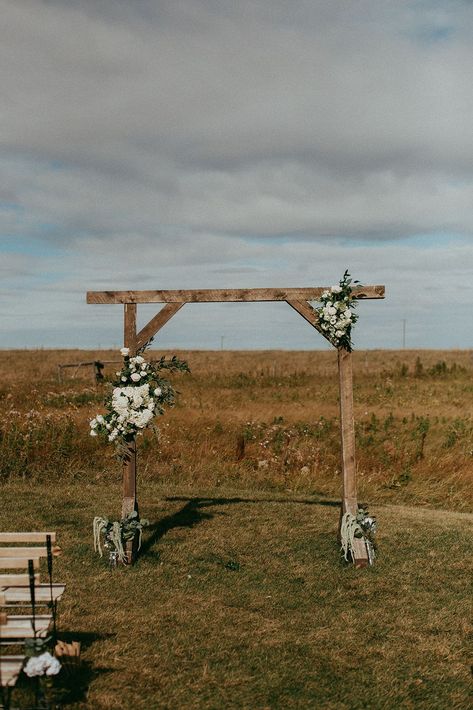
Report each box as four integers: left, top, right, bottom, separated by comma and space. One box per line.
317, 270, 360, 351
24, 652, 61, 678
340, 507, 377, 565
90, 348, 189, 458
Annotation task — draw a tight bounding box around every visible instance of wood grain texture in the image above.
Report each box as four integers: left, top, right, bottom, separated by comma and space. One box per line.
0, 572, 40, 585
0, 533, 56, 544
87, 285, 385, 304
0, 547, 60, 559
136, 302, 184, 351
1, 584, 66, 604
123, 303, 138, 561
0, 558, 40, 570
338, 349, 357, 515
285, 299, 332, 345
337, 349, 369, 567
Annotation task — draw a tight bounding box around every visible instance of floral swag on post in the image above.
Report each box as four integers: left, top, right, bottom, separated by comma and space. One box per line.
316, 269, 360, 352
90, 345, 188, 565
90, 346, 189, 459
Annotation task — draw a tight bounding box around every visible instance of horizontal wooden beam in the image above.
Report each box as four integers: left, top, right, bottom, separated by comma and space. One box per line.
87, 285, 385, 305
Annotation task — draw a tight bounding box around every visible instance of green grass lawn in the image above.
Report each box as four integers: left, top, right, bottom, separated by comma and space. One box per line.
1, 481, 471, 709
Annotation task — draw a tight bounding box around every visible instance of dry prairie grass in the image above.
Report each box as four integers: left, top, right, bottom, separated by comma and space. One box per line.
1, 348, 471, 511
0, 349, 472, 708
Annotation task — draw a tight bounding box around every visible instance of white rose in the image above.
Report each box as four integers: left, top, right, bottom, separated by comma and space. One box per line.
135, 356, 145, 364
335, 330, 344, 338
120, 347, 130, 356
140, 371, 147, 378
131, 373, 141, 382
45, 656, 61, 676
345, 310, 352, 319
154, 387, 162, 396
90, 430, 98, 437
331, 285, 342, 293
121, 377, 127, 382
96, 415, 104, 424
328, 306, 337, 316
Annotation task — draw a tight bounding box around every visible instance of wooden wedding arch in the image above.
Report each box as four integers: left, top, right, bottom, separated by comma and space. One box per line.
87, 284, 385, 566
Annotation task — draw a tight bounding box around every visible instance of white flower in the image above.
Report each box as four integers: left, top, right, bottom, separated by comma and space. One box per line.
131, 373, 141, 382
335, 330, 344, 338
90, 430, 98, 437
331, 285, 342, 293
154, 387, 162, 397
24, 652, 61, 678
90, 418, 97, 428
121, 377, 127, 382
345, 310, 352, 319
330, 316, 337, 325
140, 371, 146, 378
327, 306, 337, 316
135, 356, 145, 364
96, 415, 104, 424
120, 347, 130, 356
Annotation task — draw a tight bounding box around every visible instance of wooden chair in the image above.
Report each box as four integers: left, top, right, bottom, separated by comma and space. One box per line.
0, 532, 65, 610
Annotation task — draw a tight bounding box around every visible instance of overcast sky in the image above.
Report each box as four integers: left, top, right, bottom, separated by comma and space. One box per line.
1, 0, 472, 351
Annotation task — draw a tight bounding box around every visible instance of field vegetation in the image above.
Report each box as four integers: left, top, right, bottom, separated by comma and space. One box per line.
0, 349, 472, 708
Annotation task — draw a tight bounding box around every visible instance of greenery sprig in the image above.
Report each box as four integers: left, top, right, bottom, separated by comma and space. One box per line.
340, 507, 377, 564
93, 511, 149, 564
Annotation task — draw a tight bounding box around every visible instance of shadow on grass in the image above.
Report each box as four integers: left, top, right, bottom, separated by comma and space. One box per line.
165, 495, 341, 508
55, 631, 116, 706
139, 500, 214, 557
139, 496, 341, 561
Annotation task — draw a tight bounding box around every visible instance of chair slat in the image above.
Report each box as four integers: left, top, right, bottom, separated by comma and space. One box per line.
0, 657, 24, 687
0, 546, 61, 559
0, 532, 56, 543
0, 573, 40, 586
1, 584, 66, 604
0, 558, 40, 570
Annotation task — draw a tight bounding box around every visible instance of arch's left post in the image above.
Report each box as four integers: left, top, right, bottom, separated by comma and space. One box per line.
123, 302, 138, 563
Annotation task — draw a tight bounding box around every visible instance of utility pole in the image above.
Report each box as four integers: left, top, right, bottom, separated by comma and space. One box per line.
402, 319, 406, 349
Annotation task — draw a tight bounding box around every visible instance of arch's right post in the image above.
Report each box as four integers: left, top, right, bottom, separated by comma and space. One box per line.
337, 347, 369, 567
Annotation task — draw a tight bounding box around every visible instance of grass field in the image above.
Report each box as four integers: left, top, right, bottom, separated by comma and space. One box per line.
1, 349, 472, 708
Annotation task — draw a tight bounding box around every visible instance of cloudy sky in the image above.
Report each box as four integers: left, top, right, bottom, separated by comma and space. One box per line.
1, 0, 472, 351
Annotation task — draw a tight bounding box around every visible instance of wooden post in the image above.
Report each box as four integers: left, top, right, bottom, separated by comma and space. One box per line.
338, 348, 369, 567
123, 303, 138, 563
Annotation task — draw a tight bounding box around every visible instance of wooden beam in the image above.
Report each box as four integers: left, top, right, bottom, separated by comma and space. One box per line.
337, 349, 369, 568
122, 303, 138, 563
285, 299, 331, 345
87, 285, 385, 304
136, 303, 184, 351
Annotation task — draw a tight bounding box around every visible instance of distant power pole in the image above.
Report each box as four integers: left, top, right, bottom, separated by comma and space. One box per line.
220, 335, 225, 350
402, 319, 406, 349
